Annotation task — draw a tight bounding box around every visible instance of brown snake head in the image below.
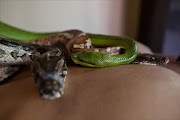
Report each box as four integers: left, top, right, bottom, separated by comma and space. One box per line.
132, 53, 169, 66
31, 48, 67, 100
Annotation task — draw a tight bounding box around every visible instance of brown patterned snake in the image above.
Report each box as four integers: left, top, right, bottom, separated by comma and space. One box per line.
0, 29, 169, 100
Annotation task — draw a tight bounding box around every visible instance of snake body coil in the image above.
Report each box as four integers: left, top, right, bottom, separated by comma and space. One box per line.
0, 21, 169, 99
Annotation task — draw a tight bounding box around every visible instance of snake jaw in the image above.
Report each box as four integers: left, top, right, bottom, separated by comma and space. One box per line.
71, 52, 96, 67
33, 70, 66, 100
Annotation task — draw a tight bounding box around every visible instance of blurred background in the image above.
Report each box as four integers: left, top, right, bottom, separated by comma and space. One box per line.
0, 0, 179, 56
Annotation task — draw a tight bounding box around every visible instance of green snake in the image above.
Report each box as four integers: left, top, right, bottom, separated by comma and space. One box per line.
0, 21, 169, 99
0, 21, 138, 67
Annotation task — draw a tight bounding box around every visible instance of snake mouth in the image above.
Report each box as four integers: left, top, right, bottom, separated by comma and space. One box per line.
71, 53, 96, 67
41, 90, 61, 100
39, 80, 63, 100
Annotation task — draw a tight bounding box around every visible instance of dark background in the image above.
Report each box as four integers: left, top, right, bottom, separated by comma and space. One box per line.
138, 0, 180, 56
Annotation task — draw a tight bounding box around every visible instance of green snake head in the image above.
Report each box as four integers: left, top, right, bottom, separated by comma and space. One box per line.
71, 51, 107, 67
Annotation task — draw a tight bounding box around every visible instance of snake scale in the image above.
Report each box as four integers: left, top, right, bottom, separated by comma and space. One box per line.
0, 21, 169, 99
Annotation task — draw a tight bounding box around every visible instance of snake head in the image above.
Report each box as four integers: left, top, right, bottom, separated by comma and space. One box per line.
31, 48, 67, 100
132, 53, 169, 66
71, 51, 110, 67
